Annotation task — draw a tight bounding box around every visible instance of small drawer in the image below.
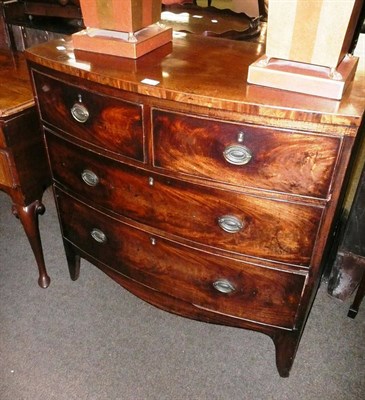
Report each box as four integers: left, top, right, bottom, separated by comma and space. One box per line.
33, 71, 144, 161
56, 187, 307, 329
152, 109, 341, 198
47, 133, 323, 266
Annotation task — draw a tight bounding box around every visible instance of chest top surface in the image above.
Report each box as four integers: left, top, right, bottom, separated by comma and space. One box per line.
25, 35, 365, 132
0, 51, 35, 118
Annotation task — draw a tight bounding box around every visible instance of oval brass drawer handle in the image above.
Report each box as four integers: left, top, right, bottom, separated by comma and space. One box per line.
218, 215, 244, 233
223, 144, 252, 165
90, 228, 107, 244
81, 169, 99, 187
71, 101, 89, 123
213, 279, 236, 294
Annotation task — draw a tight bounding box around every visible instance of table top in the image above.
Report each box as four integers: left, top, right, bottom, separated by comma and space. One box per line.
25, 34, 365, 135
0, 50, 35, 118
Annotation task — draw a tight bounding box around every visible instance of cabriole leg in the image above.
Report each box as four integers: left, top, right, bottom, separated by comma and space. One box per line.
12, 200, 50, 288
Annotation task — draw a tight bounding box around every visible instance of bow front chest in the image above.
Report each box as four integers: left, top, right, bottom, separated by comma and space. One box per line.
26, 35, 365, 377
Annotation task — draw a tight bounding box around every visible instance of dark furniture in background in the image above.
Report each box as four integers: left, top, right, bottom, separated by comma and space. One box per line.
3, 0, 268, 51
0, 1, 10, 48
328, 158, 365, 318
2, 0, 82, 50
193, 0, 212, 6
0, 49, 51, 287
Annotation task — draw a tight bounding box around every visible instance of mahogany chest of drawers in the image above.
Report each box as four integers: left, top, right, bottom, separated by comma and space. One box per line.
26, 35, 365, 377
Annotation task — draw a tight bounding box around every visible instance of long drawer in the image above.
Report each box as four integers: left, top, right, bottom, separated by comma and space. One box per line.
152, 109, 341, 198
47, 132, 323, 266
56, 187, 307, 329
32, 71, 145, 161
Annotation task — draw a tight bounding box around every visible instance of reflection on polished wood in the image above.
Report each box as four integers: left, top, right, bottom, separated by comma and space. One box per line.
0, 50, 51, 287
162, 3, 261, 40
25, 35, 365, 130
0, 51, 35, 116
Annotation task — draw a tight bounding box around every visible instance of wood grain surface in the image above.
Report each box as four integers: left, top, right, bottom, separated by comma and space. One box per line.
0, 50, 35, 117
25, 35, 365, 133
